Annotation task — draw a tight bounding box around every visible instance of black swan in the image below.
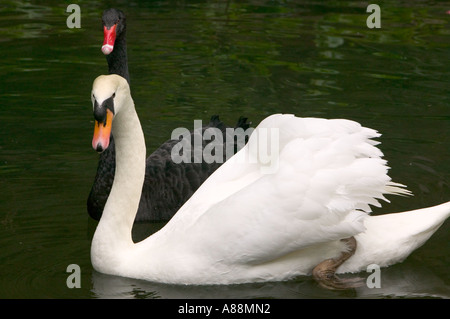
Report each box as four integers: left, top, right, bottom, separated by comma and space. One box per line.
87, 8, 250, 222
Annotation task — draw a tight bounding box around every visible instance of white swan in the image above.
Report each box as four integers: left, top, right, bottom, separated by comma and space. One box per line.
90, 74, 450, 286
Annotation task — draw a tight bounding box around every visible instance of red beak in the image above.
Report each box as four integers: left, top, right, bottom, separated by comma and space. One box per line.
102, 24, 117, 55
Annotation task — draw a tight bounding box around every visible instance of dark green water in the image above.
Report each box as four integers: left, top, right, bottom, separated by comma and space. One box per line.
0, 1, 449, 298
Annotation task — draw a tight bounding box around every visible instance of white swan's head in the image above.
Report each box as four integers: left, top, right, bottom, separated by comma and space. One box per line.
91, 74, 130, 153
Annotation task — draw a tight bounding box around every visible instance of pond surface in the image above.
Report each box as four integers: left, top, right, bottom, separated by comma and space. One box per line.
0, 0, 449, 299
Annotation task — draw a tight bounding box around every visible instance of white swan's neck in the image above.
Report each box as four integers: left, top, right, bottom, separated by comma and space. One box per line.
91, 95, 146, 274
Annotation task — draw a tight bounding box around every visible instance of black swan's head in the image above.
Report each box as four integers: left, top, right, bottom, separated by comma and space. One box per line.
101, 8, 127, 55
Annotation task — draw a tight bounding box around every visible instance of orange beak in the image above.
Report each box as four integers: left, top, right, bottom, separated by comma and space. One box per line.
92, 109, 114, 152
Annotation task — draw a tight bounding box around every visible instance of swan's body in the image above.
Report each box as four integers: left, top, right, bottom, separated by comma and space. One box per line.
90, 75, 450, 285
88, 8, 249, 222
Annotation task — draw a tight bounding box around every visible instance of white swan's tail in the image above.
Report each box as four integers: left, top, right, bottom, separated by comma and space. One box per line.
337, 201, 450, 274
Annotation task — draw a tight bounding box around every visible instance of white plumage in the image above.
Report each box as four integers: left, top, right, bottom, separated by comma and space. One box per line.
90, 75, 450, 285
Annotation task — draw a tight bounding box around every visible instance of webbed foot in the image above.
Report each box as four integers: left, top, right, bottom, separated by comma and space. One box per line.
312, 236, 364, 290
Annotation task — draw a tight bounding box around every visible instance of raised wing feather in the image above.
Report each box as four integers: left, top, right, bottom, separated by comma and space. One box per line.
161, 114, 407, 265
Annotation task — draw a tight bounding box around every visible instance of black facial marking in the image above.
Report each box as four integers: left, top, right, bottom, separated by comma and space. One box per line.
93, 94, 115, 124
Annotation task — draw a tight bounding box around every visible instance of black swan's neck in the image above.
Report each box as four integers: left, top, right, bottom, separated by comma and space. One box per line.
106, 32, 129, 83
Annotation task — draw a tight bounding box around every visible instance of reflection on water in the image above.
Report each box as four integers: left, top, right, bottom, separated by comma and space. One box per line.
0, 1, 449, 298
91, 261, 450, 299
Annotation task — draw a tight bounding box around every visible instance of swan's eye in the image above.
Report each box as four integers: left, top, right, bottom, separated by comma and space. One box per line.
112, 93, 116, 98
